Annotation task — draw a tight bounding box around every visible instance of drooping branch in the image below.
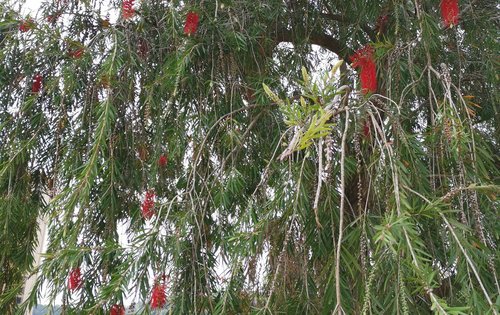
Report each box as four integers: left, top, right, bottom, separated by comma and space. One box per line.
273, 27, 349, 60
320, 13, 376, 42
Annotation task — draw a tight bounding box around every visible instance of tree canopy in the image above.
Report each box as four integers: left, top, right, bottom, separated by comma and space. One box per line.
0, 0, 499, 314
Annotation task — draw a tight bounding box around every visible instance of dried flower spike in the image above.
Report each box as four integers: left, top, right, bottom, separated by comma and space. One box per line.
440, 0, 459, 28
184, 11, 199, 36
151, 283, 167, 309
122, 0, 135, 20
137, 39, 149, 59
32, 74, 43, 93
363, 119, 371, 138
100, 18, 111, 28
375, 14, 389, 34
141, 190, 155, 219
110, 304, 125, 315
350, 45, 377, 95
68, 267, 82, 291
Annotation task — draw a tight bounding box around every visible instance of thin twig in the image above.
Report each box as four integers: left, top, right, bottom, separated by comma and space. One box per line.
313, 139, 324, 229
404, 185, 497, 313
335, 107, 349, 314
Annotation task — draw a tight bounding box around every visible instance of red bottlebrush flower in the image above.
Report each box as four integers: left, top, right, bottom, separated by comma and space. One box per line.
141, 190, 155, 219
110, 304, 125, 315
158, 155, 168, 168
69, 47, 85, 59
375, 14, 389, 34
150, 283, 167, 309
350, 45, 377, 95
440, 0, 459, 28
68, 267, 82, 291
47, 12, 61, 24
19, 19, 34, 32
184, 11, 199, 36
32, 74, 43, 93
359, 61, 377, 94
122, 0, 135, 20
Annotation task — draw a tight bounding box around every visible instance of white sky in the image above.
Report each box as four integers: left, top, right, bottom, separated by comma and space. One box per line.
20, 0, 42, 16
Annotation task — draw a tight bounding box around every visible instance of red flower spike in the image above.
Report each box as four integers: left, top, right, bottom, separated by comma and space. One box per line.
350, 45, 377, 95
440, 0, 459, 28
184, 11, 199, 36
68, 267, 82, 291
69, 47, 85, 59
151, 283, 167, 309
122, 0, 135, 20
19, 19, 34, 32
141, 190, 155, 219
158, 155, 168, 168
359, 61, 377, 94
375, 14, 389, 34
110, 304, 125, 315
47, 12, 61, 24
32, 74, 43, 93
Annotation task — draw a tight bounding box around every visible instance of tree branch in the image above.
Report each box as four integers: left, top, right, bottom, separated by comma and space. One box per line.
273, 27, 349, 60
320, 13, 376, 42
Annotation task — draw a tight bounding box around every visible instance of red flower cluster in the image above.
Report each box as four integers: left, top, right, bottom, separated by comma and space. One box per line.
47, 12, 61, 24
141, 190, 155, 219
151, 283, 167, 309
110, 304, 125, 315
184, 12, 199, 35
122, 0, 135, 20
158, 155, 168, 168
350, 45, 377, 95
68, 267, 82, 291
440, 0, 459, 28
32, 74, 43, 93
19, 19, 33, 32
375, 14, 389, 34
69, 47, 85, 59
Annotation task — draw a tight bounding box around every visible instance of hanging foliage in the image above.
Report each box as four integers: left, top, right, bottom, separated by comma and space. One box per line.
0, 0, 498, 314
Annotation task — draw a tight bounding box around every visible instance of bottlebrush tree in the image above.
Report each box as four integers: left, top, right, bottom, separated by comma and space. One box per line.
0, 0, 499, 314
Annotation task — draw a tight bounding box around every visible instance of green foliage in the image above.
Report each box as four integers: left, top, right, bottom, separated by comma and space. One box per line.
0, 0, 499, 314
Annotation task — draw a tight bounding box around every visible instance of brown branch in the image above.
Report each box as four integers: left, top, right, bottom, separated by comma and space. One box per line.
320, 13, 376, 42
273, 27, 349, 60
